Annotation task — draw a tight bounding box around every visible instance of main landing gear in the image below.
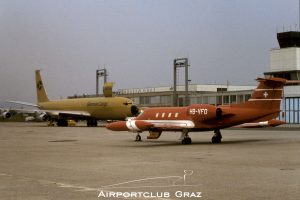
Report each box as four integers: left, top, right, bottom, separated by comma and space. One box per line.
180, 129, 192, 145
212, 129, 222, 144
57, 119, 68, 127
182, 137, 192, 145
135, 133, 142, 142
87, 119, 98, 127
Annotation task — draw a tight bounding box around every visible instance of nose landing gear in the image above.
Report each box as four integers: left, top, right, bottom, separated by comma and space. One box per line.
135, 133, 142, 142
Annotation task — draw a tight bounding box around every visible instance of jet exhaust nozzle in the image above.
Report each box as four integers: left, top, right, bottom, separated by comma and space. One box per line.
216, 108, 222, 119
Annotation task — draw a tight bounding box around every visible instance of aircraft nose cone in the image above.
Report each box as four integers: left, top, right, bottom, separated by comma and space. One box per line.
106, 121, 128, 131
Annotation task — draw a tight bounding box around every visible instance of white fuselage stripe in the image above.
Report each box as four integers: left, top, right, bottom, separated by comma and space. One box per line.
248, 99, 281, 101
254, 89, 283, 91
126, 120, 140, 131
143, 120, 195, 128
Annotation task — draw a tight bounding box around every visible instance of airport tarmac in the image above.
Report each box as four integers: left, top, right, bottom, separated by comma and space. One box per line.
0, 122, 299, 200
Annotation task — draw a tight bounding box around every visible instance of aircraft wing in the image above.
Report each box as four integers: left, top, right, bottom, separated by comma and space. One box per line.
1, 106, 91, 121
7, 100, 40, 108
44, 110, 91, 119
9, 108, 40, 114
6, 101, 91, 119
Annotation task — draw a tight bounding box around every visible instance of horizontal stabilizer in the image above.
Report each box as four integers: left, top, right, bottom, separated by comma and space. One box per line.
235, 119, 285, 128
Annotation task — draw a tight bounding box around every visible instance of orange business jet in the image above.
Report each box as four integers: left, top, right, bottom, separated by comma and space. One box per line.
106, 78, 286, 144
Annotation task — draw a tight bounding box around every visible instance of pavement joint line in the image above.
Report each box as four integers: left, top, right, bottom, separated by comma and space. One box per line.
0, 171, 99, 192
0, 171, 180, 200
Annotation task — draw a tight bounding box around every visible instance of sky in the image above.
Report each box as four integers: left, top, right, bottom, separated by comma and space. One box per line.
0, 0, 299, 103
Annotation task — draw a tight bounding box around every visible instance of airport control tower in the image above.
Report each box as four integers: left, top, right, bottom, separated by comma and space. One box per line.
264, 31, 300, 80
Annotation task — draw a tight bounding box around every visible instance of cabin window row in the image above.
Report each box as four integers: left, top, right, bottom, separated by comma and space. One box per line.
155, 112, 179, 118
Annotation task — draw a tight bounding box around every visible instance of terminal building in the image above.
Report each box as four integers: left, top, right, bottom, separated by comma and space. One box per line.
117, 84, 255, 108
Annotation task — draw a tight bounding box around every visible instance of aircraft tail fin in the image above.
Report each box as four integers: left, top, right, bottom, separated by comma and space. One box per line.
103, 82, 114, 97
244, 77, 286, 111
35, 70, 50, 103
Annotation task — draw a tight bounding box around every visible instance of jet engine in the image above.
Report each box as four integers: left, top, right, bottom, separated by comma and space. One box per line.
37, 113, 49, 121
131, 105, 140, 116
216, 108, 222, 119
2, 111, 12, 119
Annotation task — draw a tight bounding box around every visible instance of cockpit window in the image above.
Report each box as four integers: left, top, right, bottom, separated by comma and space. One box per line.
123, 101, 133, 106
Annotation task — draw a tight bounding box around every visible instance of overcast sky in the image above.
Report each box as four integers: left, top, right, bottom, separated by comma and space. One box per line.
0, 0, 299, 103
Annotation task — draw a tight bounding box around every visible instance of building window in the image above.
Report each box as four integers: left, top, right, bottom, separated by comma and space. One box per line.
168, 113, 172, 118
245, 94, 251, 101
150, 96, 160, 105
162, 113, 165, 118
208, 96, 216, 105
155, 113, 159, 118
230, 95, 236, 104
202, 96, 208, 104
237, 95, 244, 103
140, 96, 150, 105
223, 96, 229, 104
161, 96, 171, 105
284, 97, 300, 124
216, 96, 222, 105
178, 98, 184, 106
197, 97, 202, 104
190, 97, 198, 104
175, 113, 179, 118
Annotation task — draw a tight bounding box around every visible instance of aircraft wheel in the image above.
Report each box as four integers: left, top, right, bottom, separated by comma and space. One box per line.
93, 120, 98, 127
211, 136, 221, 144
212, 129, 222, 144
57, 119, 68, 127
182, 137, 192, 145
63, 120, 68, 126
135, 134, 142, 142
87, 120, 98, 127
